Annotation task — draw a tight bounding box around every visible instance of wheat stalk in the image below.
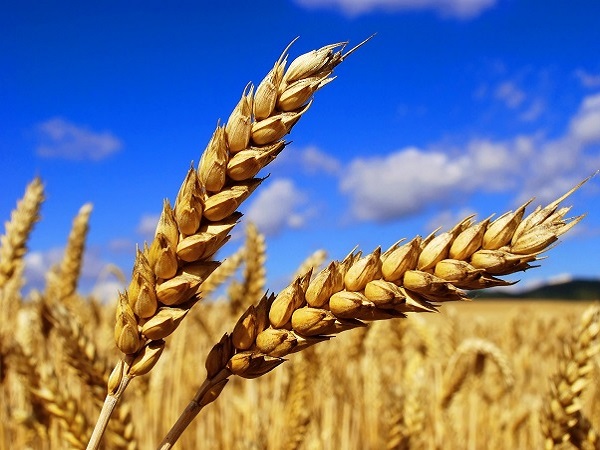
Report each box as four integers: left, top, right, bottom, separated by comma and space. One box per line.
158, 179, 587, 448
86, 37, 371, 450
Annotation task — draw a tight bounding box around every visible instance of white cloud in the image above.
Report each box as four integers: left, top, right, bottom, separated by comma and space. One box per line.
137, 214, 160, 240
23, 245, 118, 295
274, 145, 342, 176
340, 139, 528, 221
294, 0, 496, 18
340, 148, 467, 221
298, 146, 342, 175
569, 93, 600, 144
547, 272, 574, 285
426, 207, 477, 232
340, 92, 600, 222
108, 238, 135, 253
90, 279, 124, 303
245, 178, 309, 236
519, 98, 545, 122
24, 248, 66, 287
574, 69, 600, 88
36, 117, 122, 161
494, 81, 525, 109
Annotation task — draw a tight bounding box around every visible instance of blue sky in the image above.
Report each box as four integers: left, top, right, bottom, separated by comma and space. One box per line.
1, 0, 599, 300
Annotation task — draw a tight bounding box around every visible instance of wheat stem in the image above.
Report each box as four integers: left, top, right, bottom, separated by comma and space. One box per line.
157, 368, 231, 450
86, 374, 132, 450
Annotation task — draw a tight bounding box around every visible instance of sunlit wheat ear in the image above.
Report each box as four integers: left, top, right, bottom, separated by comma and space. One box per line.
85, 38, 370, 450
111, 37, 372, 379
0, 177, 45, 289
45, 203, 92, 305
0, 178, 45, 344
228, 222, 267, 314
157, 179, 587, 449
292, 249, 328, 281
541, 304, 600, 450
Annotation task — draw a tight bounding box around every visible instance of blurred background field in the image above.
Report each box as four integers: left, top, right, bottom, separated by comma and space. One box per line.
2, 290, 598, 449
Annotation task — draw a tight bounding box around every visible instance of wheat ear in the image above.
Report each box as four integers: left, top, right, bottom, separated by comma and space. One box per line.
440, 337, 514, 408
199, 244, 245, 299
292, 249, 328, 280
158, 179, 586, 448
0, 177, 45, 289
278, 354, 311, 450
46, 203, 93, 304
541, 304, 600, 449
0, 178, 45, 345
229, 222, 267, 313
86, 38, 370, 450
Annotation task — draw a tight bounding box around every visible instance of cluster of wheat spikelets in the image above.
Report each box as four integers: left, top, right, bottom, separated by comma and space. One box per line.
0, 38, 598, 450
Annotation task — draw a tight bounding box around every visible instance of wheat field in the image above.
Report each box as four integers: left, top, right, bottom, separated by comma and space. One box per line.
1, 253, 598, 450
1, 38, 599, 450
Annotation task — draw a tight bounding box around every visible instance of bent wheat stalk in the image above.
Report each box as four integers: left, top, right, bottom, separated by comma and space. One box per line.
440, 338, 514, 408
86, 38, 370, 450
159, 179, 588, 449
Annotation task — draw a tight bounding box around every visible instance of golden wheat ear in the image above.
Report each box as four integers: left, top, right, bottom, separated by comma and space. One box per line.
157, 177, 588, 449
541, 304, 600, 449
85, 38, 370, 450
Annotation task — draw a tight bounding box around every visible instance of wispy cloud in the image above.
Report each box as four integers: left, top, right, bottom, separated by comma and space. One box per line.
35, 117, 122, 161
519, 98, 545, 122
425, 207, 477, 232
245, 178, 310, 236
574, 69, 600, 88
273, 145, 342, 176
339, 141, 520, 221
298, 146, 342, 175
569, 93, 600, 144
137, 214, 160, 240
24, 245, 115, 294
293, 0, 496, 19
340, 92, 600, 222
494, 81, 525, 109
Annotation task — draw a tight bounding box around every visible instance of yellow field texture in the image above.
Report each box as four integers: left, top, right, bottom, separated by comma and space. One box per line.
1, 295, 598, 450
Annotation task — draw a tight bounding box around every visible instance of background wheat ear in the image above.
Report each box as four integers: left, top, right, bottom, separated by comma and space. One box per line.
541, 304, 600, 450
